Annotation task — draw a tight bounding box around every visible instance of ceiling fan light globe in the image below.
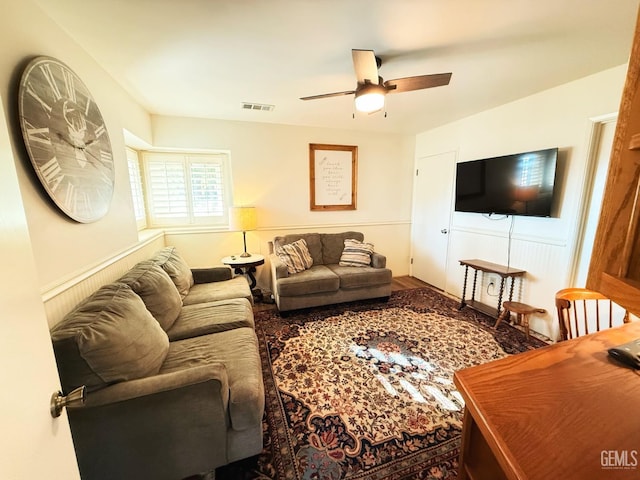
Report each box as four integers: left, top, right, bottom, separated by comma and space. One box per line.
355, 91, 385, 113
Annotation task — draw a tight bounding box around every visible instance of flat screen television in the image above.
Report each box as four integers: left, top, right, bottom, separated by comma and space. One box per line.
454, 147, 558, 217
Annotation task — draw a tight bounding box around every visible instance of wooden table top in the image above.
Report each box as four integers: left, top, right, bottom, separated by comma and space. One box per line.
454, 321, 640, 480
459, 259, 526, 277
220, 253, 265, 267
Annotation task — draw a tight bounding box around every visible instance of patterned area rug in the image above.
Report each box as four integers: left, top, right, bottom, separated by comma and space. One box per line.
216, 288, 547, 480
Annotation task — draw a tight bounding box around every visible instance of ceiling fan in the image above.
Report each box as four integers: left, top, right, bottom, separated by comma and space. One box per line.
300, 49, 452, 114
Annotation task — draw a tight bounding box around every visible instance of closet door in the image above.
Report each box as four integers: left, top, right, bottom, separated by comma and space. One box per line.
410, 151, 455, 290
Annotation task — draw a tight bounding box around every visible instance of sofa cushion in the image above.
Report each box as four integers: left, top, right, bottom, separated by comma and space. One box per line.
339, 238, 374, 267
275, 238, 314, 274
50, 283, 170, 393
273, 233, 323, 265
166, 298, 255, 341
192, 266, 233, 283
321, 231, 364, 264
327, 264, 393, 289
152, 247, 195, 299
276, 265, 340, 297
160, 328, 264, 431
118, 261, 182, 331
183, 275, 252, 306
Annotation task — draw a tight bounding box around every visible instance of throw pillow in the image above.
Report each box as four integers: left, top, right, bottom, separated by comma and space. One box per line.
154, 247, 195, 299
50, 283, 170, 393
339, 238, 374, 267
118, 261, 183, 331
276, 238, 314, 274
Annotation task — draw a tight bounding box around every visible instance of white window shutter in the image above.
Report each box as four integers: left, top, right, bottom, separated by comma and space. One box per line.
142, 152, 232, 227
125, 147, 147, 229
189, 160, 224, 217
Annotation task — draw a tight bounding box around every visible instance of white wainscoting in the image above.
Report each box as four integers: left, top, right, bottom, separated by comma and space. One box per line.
43, 232, 166, 328
445, 225, 570, 341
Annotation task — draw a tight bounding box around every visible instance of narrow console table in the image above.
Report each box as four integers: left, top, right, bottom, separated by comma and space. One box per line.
458, 259, 526, 318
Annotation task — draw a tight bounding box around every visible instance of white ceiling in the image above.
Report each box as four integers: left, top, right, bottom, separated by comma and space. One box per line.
35, 0, 639, 135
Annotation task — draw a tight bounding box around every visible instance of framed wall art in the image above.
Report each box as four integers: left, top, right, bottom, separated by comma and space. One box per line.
309, 143, 357, 211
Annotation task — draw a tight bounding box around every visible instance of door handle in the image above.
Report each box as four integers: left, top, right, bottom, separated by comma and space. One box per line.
440, 229, 448, 234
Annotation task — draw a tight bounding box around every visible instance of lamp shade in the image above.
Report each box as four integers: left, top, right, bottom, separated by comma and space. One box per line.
354, 84, 386, 113
229, 206, 257, 231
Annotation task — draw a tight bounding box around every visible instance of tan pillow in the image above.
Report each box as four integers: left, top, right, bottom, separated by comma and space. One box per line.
51, 283, 169, 393
118, 261, 182, 331
276, 238, 314, 274
153, 247, 194, 299
339, 238, 374, 267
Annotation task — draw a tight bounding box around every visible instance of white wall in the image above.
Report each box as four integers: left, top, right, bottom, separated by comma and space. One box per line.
0, 0, 153, 291
152, 116, 415, 291
415, 65, 628, 340
0, 3, 153, 476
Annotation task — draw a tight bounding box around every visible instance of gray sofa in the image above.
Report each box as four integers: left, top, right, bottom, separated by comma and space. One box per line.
50, 246, 264, 480
269, 231, 392, 312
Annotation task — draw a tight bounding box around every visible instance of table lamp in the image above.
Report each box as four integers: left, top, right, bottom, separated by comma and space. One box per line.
229, 206, 257, 257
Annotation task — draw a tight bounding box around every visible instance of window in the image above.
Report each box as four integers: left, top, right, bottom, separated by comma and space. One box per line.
126, 147, 147, 229
142, 151, 232, 227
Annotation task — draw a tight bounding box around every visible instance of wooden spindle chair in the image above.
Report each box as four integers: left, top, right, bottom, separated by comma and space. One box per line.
555, 288, 630, 341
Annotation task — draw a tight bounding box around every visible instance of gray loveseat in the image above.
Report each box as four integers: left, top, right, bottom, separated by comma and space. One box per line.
269, 231, 392, 312
50, 246, 264, 480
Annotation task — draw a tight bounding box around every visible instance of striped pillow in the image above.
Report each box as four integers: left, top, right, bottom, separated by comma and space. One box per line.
276, 238, 314, 274
339, 238, 374, 267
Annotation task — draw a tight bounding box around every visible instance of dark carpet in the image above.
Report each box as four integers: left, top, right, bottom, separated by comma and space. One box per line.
216, 287, 547, 480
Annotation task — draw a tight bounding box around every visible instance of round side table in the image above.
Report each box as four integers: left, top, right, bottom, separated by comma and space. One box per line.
221, 253, 265, 291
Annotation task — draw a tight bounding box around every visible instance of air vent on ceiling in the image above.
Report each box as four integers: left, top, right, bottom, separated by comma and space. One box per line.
241, 102, 275, 112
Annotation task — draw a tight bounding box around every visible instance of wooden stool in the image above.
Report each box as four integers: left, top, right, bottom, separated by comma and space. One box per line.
494, 301, 545, 339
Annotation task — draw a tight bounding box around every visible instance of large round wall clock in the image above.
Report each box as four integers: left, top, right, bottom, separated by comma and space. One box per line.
18, 56, 115, 223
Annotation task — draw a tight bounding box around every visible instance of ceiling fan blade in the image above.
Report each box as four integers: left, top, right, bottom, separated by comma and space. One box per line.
384, 73, 452, 93
352, 49, 379, 85
300, 90, 356, 101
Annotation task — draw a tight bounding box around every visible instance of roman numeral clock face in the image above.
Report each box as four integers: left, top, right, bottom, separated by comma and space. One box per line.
18, 56, 115, 223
